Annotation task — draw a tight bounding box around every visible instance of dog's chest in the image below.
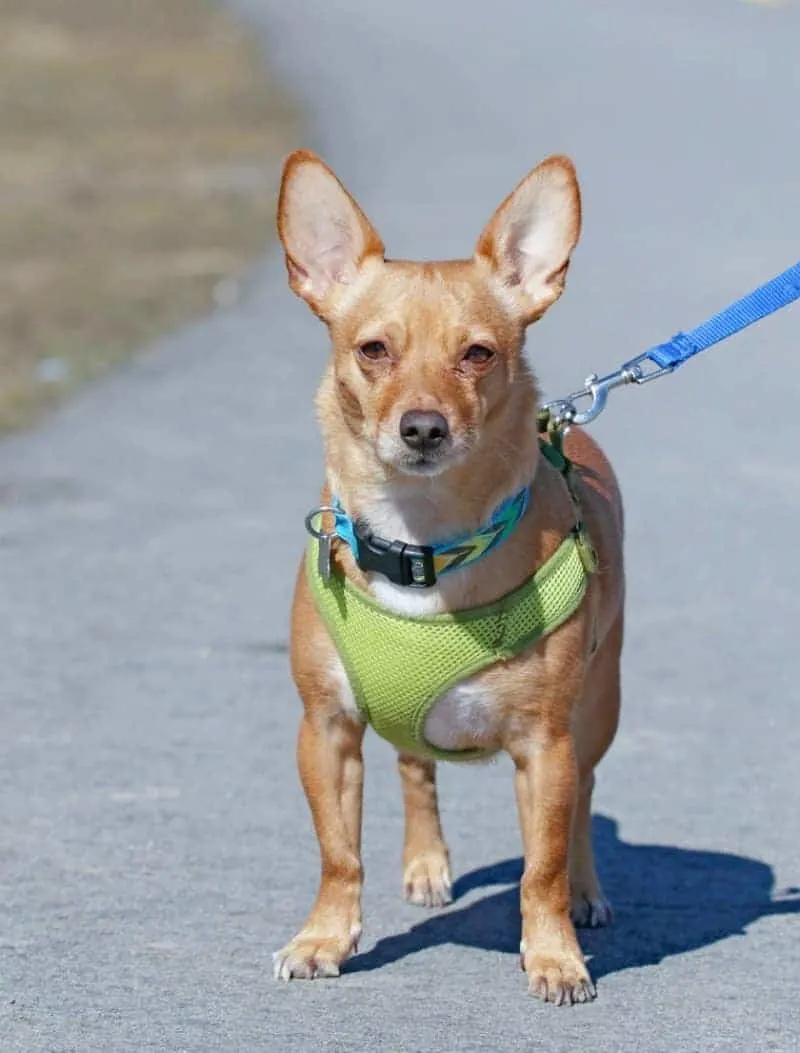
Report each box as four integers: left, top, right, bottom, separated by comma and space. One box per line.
423, 680, 498, 751
329, 648, 499, 752
333, 574, 502, 752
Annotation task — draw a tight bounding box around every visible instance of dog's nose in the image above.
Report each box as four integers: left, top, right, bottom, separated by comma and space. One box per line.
399, 410, 450, 451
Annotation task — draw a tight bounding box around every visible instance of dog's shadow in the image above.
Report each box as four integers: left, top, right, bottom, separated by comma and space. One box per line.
346, 814, 799, 979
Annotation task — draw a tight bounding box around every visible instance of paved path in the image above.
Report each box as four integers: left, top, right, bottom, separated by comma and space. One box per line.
2, 1, 800, 1049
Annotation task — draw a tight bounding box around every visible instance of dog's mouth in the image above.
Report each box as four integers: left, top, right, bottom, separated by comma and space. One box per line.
399, 454, 449, 477
394, 439, 474, 477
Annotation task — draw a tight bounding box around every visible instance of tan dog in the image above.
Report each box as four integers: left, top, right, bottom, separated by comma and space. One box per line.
273, 150, 625, 1005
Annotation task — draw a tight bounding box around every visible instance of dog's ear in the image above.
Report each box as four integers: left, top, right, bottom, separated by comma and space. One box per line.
475, 156, 581, 324
277, 150, 385, 319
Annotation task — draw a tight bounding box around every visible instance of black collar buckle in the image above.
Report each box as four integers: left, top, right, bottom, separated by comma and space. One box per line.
353, 522, 437, 588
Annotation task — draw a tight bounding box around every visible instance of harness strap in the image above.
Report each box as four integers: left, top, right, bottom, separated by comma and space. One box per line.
536, 409, 597, 572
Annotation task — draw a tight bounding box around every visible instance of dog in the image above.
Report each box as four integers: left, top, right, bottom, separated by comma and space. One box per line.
273, 149, 624, 1005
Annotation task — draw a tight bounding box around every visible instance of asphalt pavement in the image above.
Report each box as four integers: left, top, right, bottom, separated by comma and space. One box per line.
2, 0, 799, 1050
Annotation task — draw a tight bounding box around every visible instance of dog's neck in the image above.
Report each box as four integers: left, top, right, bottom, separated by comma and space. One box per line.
320, 368, 545, 616
331, 441, 538, 549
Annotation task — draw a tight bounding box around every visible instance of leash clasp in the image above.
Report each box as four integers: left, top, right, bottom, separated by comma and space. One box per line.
545, 367, 639, 427
623, 349, 677, 385
545, 353, 675, 427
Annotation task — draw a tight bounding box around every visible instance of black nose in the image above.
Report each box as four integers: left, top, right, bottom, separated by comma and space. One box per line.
399, 410, 450, 451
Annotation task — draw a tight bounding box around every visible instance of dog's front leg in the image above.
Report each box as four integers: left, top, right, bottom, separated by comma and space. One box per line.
512, 733, 596, 1005
398, 754, 452, 907
273, 714, 365, 980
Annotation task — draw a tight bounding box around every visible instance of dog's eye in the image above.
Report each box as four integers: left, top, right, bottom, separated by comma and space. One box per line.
463, 344, 495, 365
358, 341, 388, 361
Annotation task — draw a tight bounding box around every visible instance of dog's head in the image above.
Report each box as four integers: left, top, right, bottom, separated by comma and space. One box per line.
277, 150, 581, 479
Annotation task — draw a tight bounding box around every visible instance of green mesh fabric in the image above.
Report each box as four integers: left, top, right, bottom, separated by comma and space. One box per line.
306, 530, 593, 762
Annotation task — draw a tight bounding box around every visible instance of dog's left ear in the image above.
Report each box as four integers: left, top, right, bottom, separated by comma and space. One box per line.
475, 156, 581, 324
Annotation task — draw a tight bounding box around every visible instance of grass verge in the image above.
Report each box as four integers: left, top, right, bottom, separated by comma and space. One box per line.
0, 0, 297, 432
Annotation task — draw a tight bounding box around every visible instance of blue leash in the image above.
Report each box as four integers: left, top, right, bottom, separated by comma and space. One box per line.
645, 260, 800, 370
546, 260, 800, 426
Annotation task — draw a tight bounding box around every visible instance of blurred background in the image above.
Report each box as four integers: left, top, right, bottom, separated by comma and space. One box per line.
1, 1, 799, 1050
0, 0, 296, 431
2, 0, 797, 444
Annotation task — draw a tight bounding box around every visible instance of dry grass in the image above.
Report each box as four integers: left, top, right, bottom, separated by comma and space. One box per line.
0, 0, 297, 431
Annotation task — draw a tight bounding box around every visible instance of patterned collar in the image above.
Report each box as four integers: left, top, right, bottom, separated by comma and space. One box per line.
321, 485, 531, 589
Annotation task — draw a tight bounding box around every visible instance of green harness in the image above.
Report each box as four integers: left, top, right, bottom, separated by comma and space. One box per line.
307, 427, 596, 762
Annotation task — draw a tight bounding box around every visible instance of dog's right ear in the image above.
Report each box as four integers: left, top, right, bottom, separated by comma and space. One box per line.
277, 150, 385, 319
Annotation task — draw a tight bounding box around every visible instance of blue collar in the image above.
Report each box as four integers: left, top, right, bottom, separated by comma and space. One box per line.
323, 485, 531, 589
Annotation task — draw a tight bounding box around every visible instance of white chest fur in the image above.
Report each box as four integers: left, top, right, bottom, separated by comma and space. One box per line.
422, 681, 498, 751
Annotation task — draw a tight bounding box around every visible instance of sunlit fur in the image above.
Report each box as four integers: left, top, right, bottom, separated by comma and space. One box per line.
275, 150, 626, 1007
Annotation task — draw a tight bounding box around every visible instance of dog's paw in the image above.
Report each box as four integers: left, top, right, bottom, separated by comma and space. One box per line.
403, 849, 452, 908
528, 962, 596, 1006
570, 892, 613, 929
521, 942, 596, 1006
272, 926, 360, 981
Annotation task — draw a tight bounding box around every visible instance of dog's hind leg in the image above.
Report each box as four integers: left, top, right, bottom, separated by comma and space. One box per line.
569, 772, 613, 928
570, 613, 622, 928
398, 753, 452, 907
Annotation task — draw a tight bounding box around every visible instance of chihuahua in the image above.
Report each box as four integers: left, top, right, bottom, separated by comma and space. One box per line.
273, 150, 624, 1005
